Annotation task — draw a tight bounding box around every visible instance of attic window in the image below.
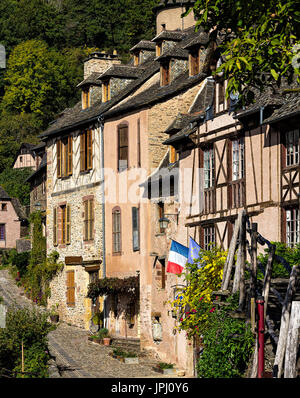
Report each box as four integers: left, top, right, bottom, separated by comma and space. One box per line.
156, 42, 162, 57
82, 88, 90, 109
190, 48, 200, 76
134, 52, 139, 66
161, 60, 170, 86
102, 79, 111, 102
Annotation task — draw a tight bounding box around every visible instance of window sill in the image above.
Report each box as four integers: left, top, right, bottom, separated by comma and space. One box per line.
112, 252, 122, 256
80, 170, 92, 175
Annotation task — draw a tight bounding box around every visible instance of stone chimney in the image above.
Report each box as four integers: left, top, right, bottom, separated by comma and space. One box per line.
83, 51, 121, 80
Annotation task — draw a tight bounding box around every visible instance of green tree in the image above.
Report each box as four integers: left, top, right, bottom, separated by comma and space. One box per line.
0, 113, 40, 173
187, 0, 300, 103
0, 168, 33, 206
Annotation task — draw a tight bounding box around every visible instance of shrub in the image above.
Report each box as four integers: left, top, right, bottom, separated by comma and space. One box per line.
196, 295, 254, 378
257, 242, 298, 279
0, 306, 55, 377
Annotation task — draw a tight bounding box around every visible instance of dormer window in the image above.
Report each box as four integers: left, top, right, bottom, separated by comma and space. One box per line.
189, 48, 200, 76
133, 53, 139, 66
214, 80, 228, 113
82, 88, 90, 109
161, 60, 170, 86
102, 79, 111, 102
156, 42, 162, 57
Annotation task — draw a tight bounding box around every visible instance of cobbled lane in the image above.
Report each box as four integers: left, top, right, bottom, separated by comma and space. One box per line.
0, 268, 182, 378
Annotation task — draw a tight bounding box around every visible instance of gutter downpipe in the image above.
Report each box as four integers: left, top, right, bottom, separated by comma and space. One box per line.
260, 106, 264, 125
97, 115, 107, 328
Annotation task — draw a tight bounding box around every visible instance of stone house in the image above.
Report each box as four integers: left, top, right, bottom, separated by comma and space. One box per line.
0, 186, 27, 249
12, 143, 37, 170
37, 0, 211, 374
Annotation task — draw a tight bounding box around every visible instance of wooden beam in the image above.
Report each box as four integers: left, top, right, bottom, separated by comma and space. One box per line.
284, 301, 300, 378
222, 209, 244, 291
273, 265, 299, 378
262, 243, 276, 321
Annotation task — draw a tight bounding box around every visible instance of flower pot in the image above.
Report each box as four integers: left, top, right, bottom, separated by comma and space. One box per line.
50, 314, 59, 323
102, 337, 111, 346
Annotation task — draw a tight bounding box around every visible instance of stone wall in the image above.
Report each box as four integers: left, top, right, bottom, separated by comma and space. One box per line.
46, 126, 104, 329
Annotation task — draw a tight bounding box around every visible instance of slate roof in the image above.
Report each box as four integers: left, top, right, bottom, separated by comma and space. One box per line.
130, 41, 156, 52
0, 186, 11, 200
40, 57, 160, 139
104, 70, 207, 120
97, 64, 143, 80
156, 46, 189, 61
0, 186, 26, 220
152, 30, 188, 43
40, 24, 212, 140
262, 89, 300, 124
77, 72, 103, 88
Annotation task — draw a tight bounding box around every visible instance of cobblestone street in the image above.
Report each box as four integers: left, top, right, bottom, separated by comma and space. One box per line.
0, 268, 184, 379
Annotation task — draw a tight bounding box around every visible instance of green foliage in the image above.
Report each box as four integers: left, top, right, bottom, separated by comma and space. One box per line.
0, 167, 33, 205
158, 362, 174, 369
170, 246, 227, 338
4, 249, 30, 278
257, 242, 298, 279
12, 212, 64, 305
87, 276, 139, 303
196, 295, 254, 378
113, 348, 137, 358
188, 0, 300, 104
97, 327, 109, 339
0, 306, 54, 378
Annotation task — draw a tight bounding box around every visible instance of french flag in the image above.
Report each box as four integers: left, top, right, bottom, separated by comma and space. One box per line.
166, 240, 189, 275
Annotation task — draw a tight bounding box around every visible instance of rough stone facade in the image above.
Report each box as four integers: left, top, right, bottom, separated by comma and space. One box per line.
46, 127, 104, 329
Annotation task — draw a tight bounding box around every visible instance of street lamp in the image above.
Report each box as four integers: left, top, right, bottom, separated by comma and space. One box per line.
158, 216, 170, 232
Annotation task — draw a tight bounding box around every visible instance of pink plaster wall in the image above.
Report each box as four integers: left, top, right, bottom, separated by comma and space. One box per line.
0, 200, 21, 248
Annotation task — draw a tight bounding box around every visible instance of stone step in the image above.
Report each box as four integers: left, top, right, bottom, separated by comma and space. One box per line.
111, 337, 141, 354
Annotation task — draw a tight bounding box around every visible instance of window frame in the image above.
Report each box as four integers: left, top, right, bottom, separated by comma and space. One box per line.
203, 225, 215, 251
285, 129, 299, 167
117, 124, 129, 172
80, 130, 93, 173
232, 137, 245, 181
0, 224, 5, 241
112, 207, 121, 254
132, 206, 140, 252
57, 136, 73, 178
203, 146, 215, 189
285, 207, 300, 248
83, 198, 94, 241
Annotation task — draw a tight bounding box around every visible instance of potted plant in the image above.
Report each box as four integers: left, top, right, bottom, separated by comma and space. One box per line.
50, 303, 59, 323
154, 362, 177, 375
111, 348, 139, 364
98, 328, 111, 345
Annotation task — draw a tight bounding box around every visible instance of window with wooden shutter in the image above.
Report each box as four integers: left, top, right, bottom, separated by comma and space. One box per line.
57, 137, 72, 178
68, 136, 73, 176
66, 270, 75, 307
87, 129, 92, 170
112, 208, 121, 253
61, 205, 66, 244
118, 125, 128, 172
80, 133, 85, 172
53, 207, 58, 246
66, 204, 71, 244
190, 48, 200, 76
161, 61, 170, 86
57, 140, 62, 178
83, 199, 94, 241
132, 207, 140, 251
82, 89, 90, 109
102, 79, 110, 102
80, 130, 93, 172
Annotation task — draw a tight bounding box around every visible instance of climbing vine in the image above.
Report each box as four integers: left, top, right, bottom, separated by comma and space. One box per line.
87, 276, 139, 304
10, 211, 63, 305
